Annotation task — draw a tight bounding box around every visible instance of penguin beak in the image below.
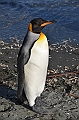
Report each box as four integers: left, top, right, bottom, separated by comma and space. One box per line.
41, 20, 57, 27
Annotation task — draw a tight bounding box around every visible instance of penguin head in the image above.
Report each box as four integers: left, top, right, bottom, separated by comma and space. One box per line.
28, 18, 57, 34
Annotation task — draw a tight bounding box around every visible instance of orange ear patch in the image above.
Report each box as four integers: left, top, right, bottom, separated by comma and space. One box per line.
28, 23, 32, 31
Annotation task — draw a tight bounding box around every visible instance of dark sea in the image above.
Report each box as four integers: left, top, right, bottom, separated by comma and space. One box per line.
0, 0, 79, 44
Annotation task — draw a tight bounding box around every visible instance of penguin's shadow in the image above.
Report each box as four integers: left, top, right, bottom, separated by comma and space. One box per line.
0, 85, 17, 103
0, 85, 49, 114
0, 85, 32, 111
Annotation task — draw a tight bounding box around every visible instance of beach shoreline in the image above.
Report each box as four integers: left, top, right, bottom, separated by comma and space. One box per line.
0, 39, 79, 120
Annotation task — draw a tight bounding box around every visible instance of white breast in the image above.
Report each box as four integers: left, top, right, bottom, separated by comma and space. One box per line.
24, 33, 49, 106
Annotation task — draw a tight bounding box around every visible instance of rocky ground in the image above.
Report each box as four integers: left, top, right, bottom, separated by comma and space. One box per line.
0, 39, 79, 120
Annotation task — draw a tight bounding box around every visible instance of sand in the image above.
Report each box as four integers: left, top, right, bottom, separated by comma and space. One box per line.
0, 39, 79, 120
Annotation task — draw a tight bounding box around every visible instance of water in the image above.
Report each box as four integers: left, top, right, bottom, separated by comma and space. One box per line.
0, 0, 79, 44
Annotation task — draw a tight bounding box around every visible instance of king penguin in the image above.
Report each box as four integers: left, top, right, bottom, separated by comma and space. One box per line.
17, 18, 56, 108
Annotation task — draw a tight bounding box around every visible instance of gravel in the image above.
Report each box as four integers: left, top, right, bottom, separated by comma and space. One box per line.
0, 39, 79, 120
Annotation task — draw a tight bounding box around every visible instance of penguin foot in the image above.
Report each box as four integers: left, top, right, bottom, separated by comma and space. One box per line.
30, 97, 49, 114
32, 104, 48, 115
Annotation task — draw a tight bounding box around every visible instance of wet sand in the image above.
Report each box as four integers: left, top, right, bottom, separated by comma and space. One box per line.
0, 39, 79, 120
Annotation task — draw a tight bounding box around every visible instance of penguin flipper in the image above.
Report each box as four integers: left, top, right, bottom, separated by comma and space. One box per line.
17, 51, 30, 102
17, 53, 25, 99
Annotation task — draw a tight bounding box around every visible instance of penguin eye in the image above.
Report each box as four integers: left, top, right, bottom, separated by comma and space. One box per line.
33, 24, 39, 28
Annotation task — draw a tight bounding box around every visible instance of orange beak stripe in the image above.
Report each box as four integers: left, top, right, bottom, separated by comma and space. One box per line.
41, 21, 52, 27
